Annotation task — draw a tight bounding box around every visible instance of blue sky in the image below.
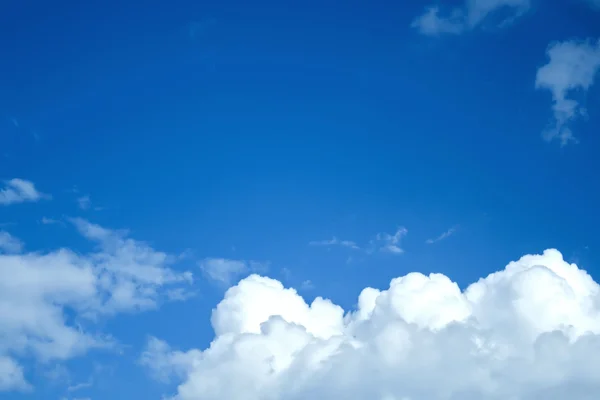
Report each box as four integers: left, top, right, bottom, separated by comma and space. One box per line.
2, 1, 600, 399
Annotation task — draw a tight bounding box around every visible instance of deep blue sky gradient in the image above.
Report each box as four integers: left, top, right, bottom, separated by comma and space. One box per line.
1, 1, 600, 399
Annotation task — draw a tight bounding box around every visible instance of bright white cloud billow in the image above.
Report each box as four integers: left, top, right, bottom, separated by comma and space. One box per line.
144, 249, 600, 400
412, 0, 530, 35
0, 179, 47, 206
536, 39, 600, 145
0, 219, 192, 390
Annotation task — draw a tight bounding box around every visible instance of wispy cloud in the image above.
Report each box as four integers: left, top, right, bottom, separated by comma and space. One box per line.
199, 258, 269, 286
308, 237, 360, 250
75, 193, 104, 211
0, 231, 23, 254
77, 195, 91, 210
412, 0, 530, 36
426, 226, 459, 244
166, 288, 196, 302
371, 227, 408, 254
412, 6, 465, 35
67, 379, 93, 392
41, 217, 62, 225
535, 39, 600, 145
311, 228, 408, 256
0, 218, 193, 390
300, 280, 315, 291
0, 179, 48, 206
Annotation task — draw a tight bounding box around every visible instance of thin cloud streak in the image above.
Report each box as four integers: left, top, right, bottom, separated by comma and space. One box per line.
426, 226, 459, 244
308, 237, 360, 250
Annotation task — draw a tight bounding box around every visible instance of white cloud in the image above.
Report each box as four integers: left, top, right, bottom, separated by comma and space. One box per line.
140, 337, 202, 384
0, 179, 48, 206
309, 237, 360, 250
310, 229, 407, 255
412, 0, 530, 35
0, 231, 23, 254
71, 218, 194, 313
144, 249, 600, 400
370, 227, 407, 254
411, 6, 465, 35
426, 226, 458, 244
200, 258, 248, 286
199, 258, 268, 286
0, 219, 192, 391
536, 39, 600, 145
0, 356, 29, 392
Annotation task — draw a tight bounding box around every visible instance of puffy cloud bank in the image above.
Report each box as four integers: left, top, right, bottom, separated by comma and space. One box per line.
144, 249, 600, 400
0, 219, 192, 391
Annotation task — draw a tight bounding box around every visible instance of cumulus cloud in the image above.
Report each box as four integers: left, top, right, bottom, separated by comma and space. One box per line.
0, 219, 192, 390
426, 226, 458, 244
0, 179, 48, 206
536, 39, 600, 145
0, 231, 23, 253
309, 237, 360, 250
144, 249, 600, 400
412, 0, 530, 35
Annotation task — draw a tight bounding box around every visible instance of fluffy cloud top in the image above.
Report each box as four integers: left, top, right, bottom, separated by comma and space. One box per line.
412, 0, 530, 35
536, 39, 600, 145
0, 179, 47, 206
144, 249, 600, 400
0, 219, 192, 391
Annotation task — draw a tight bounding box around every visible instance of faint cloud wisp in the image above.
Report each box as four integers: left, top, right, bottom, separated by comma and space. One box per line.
426, 226, 459, 244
